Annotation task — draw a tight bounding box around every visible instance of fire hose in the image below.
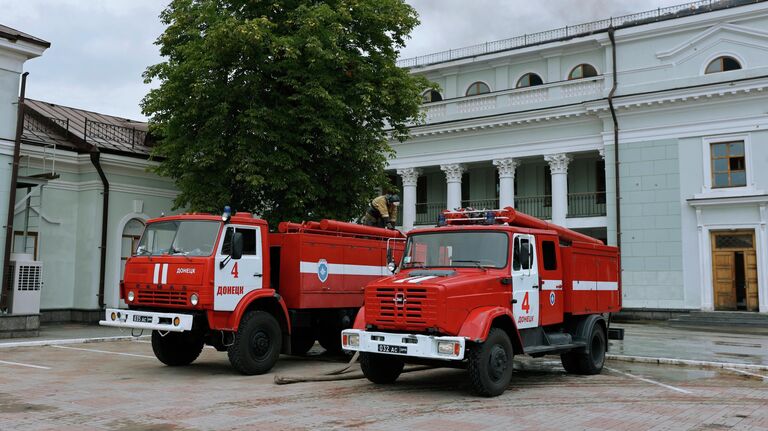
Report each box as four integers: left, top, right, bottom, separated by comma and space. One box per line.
273, 352, 433, 385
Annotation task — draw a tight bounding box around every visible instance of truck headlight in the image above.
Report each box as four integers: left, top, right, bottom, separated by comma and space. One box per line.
190, 293, 199, 306
127, 291, 135, 302
438, 341, 460, 356
343, 333, 359, 347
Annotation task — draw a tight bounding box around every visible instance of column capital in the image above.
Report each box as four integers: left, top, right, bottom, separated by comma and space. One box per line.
397, 167, 422, 187
440, 163, 465, 183
493, 158, 519, 178
544, 153, 572, 175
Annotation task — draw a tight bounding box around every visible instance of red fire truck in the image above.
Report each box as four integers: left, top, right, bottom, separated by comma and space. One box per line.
342, 207, 621, 396
100, 209, 404, 375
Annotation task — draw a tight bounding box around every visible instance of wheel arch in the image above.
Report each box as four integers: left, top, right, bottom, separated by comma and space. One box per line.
458, 306, 524, 355
566, 314, 607, 344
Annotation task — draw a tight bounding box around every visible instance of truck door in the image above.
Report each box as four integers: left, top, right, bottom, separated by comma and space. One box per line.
511, 233, 539, 329
214, 225, 263, 311
537, 236, 564, 326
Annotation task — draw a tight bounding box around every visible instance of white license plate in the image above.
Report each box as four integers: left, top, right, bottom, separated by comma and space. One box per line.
377, 344, 407, 354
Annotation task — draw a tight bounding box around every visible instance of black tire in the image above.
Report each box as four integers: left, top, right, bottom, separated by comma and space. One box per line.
317, 328, 343, 354
151, 330, 204, 366
228, 311, 282, 375
560, 322, 606, 375
467, 328, 514, 397
289, 329, 316, 356
360, 352, 404, 384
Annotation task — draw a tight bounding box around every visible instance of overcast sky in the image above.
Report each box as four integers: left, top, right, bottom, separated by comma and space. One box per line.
1, 0, 686, 120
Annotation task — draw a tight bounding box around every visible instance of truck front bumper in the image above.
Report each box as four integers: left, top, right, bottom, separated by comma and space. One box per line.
99, 308, 193, 333
341, 329, 466, 361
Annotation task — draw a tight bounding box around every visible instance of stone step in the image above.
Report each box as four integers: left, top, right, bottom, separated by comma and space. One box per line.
669, 311, 768, 327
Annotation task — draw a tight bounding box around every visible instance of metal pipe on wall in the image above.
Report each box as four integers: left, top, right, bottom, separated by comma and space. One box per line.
1, 72, 28, 310
608, 28, 621, 251
90, 151, 109, 309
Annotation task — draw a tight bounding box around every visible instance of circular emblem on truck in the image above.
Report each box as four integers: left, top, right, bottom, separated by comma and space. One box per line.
317, 259, 329, 283
550, 291, 556, 306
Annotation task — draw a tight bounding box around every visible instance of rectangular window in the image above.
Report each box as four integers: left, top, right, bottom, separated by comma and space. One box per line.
544, 166, 552, 207
513, 236, 532, 271
222, 227, 259, 256
416, 176, 427, 215
595, 160, 606, 204
711, 142, 746, 188
542, 241, 557, 270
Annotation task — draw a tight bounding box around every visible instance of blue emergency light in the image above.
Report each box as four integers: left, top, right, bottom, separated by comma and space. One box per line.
222, 205, 232, 222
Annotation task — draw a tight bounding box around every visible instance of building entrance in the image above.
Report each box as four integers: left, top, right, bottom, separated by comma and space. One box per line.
711, 230, 759, 311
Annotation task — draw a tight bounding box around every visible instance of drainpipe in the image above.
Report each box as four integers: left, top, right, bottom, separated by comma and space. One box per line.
1, 72, 28, 309
608, 28, 621, 251
90, 151, 109, 309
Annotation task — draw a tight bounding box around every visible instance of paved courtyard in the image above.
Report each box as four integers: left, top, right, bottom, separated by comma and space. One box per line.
1, 338, 766, 431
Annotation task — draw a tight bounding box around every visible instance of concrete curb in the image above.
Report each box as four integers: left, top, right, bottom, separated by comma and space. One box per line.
607, 354, 768, 372
0, 335, 149, 349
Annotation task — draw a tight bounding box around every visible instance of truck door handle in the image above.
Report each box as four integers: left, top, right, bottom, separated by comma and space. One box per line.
512, 299, 518, 304
254, 273, 262, 277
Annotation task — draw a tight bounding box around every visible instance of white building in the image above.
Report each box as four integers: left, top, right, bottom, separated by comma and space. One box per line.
391, 0, 768, 314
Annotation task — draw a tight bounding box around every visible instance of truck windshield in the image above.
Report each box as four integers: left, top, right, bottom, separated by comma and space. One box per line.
402, 231, 509, 269
136, 220, 220, 257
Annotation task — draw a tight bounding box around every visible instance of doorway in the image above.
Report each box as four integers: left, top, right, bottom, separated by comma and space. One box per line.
711, 230, 759, 311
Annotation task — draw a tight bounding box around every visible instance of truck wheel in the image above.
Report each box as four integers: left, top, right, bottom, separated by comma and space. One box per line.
318, 329, 343, 354
360, 352, 404, 384
289, 330, 316, 356
467, 328, 514, 397
228, 311, 282, 375
561, 322, 606, 375
151, 330, 204, 366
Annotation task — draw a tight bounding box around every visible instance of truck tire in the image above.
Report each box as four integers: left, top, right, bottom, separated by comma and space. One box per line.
151, 330, 204, 366
289, 330, 316, 356
560, 322, 606, 375
360, 352, 404, 384
228, 311, 282, 375
467, 328, 514, 397
318, 329, 343, 354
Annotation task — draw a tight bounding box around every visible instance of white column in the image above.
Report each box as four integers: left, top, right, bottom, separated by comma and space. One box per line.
397, 167, 421, 232
544, 153, 571, 226
493, 158, 519, 209
440, 163, 465, 210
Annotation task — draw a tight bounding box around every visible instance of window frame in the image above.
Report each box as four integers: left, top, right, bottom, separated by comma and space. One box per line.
465, 81, 491, 97
421, 89, 443, 104
703, 55, 743, 75
516, 73, 544, 88
567, 63, 598, 80
700, 134, 755, 196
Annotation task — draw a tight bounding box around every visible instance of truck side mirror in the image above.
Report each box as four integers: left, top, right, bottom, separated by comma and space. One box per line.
231, 232, 243, 260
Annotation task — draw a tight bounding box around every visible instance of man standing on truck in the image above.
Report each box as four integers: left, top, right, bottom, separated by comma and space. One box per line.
363, 194, 399, 229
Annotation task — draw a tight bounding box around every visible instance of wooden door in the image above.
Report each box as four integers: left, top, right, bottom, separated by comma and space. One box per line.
711, 230, 758, 312
746, 250, 759, 311
712, 251, 736, 310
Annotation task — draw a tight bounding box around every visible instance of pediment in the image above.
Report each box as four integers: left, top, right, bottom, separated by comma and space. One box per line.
656, 23, 768, 64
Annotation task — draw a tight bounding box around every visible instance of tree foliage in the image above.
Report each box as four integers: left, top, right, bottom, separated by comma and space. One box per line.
142, 0, 428, 226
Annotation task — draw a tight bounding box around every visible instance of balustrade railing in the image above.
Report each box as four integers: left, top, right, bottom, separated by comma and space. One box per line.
567, 192, 607, 217
515, 196, 552, 220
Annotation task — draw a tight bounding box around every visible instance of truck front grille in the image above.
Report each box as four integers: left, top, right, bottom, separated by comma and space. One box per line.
367, 286, 438, 330
136, 290, 187, 306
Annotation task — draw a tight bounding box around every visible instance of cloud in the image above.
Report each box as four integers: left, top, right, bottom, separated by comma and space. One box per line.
0, 0, 699, 120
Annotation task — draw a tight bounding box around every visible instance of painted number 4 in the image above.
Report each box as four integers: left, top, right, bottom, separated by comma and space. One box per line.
231, 262, 239, 279
522, 292, 530, 314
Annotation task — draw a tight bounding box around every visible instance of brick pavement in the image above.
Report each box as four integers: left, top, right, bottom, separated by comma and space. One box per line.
0, 340, 766, 430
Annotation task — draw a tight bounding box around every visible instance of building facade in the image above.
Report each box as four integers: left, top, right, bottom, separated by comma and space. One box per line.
0, 24, 178, 326
390, 0, 768, 313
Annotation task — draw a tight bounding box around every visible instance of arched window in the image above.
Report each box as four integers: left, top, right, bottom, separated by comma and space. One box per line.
516, 73, 544, 88
705, 56, 742, 74
121, 218, 145, 279
465, 81, 491, 96
568, 64, 598, 80
422, 89, 443, 103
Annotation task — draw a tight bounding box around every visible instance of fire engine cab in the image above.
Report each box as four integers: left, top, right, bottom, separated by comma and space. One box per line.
342, 207, 621, 396
100, 208, 403, 375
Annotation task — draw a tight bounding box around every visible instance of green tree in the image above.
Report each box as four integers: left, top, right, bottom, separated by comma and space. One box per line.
142, 0, 428, 226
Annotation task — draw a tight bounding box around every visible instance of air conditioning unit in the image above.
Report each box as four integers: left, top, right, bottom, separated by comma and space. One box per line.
7, 253, 43, 315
